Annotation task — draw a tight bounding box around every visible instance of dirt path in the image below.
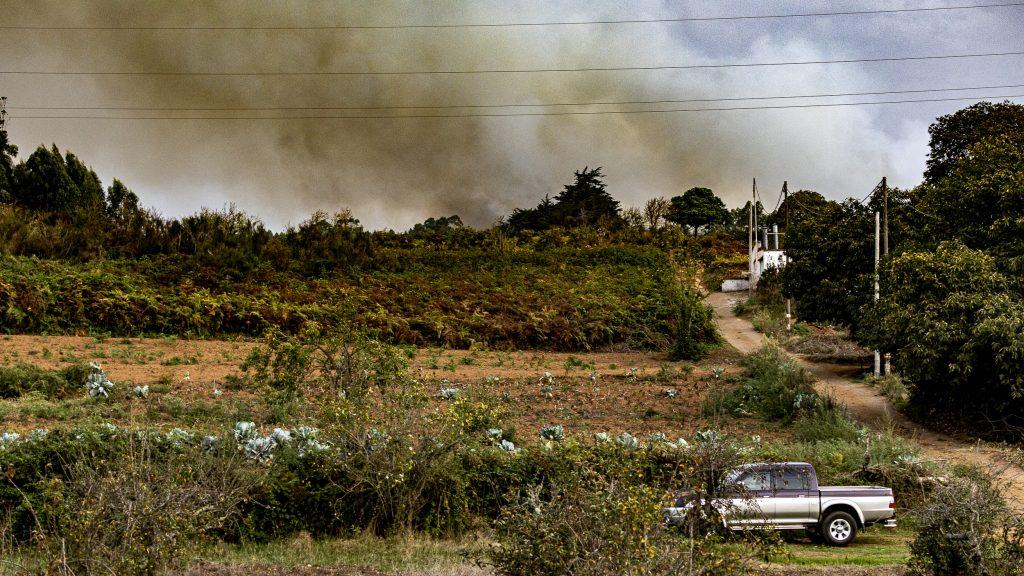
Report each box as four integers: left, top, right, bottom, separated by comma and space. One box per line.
706, 292, 1024, 511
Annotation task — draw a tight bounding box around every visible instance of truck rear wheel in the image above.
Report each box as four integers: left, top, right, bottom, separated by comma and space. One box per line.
820, 511, 857, 546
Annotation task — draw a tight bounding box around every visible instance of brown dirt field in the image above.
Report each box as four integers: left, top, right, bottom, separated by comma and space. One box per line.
0, 333, 772, 442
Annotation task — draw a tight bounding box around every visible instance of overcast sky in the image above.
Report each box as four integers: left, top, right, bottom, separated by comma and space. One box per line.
2, 1, 1022, 231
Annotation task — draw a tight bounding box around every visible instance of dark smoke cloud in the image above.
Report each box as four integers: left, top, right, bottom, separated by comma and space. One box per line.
2, 1, 1022, 230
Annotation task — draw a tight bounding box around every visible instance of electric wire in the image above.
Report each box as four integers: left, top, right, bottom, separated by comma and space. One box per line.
856, 180, 884, 205
772, 186, 785, 214
788, 193, 828, 217
2, 2, 1021, 30
3, 51, 1023, 77
10, 83, 1024, 113
11, 93, 1024, 120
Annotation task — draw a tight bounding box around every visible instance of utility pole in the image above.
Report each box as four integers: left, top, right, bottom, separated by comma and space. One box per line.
874, 211, 880, 377
783, 181, 791, 332
748, 179, 755, 296
882, 177, 888, 257
0, 97, 8, 131
881, 176, 890, 375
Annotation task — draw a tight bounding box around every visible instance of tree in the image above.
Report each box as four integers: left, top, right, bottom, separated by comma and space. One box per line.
643, 197, 671, 230
11, 145, 90, 214
549, 167, 622, 229
924, 100, 1024, 184
504, 167, 623, 232
0, 128, 17, 203
859, 242, 1024, 434
666, 187, 729, 236
918, 133, 1024, 269
63, 150, 105, 213
622, 206, 644, 228
409, 215, 464, 236
781, 198, 875, 328
106, 179, 140, 220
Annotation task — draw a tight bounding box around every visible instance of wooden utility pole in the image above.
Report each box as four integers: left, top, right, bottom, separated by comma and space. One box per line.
882, 177, 889, 257
783, 181, 791, 332
874, 211, 881, 377
0, 97, 8, 131
748, 179, 755, 295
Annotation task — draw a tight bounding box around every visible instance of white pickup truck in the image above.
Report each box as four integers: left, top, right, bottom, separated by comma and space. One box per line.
663, 462, 896, 546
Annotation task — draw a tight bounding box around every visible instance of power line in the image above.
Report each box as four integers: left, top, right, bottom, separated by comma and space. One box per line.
856, 181, 883, 205
11, 93, 1024, 120
788, 193, 828, 217
771, 186, 785, 214
11, 83, 1024, 113
2, 2, 1022, 30
3, 51, 1022, 77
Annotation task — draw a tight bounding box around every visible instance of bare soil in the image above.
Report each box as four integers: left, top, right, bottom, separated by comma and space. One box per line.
0, 332, 765, 441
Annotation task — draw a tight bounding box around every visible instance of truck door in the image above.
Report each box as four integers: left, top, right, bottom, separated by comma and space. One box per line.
772, 466, 814, 525
728, 467, 774, 525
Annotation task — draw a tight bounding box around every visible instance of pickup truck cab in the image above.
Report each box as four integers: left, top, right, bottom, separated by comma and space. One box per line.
664, 462, 896, 546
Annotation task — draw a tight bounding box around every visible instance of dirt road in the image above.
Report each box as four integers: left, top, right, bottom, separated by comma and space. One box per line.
706, 292, 1024, 511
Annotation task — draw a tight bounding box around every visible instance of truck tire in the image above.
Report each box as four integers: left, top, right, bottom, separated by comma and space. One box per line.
820, 511, 857, 546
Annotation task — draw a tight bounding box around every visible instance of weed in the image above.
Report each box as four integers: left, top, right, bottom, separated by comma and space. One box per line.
563, 355, 595, 372
161, 355, 199, 366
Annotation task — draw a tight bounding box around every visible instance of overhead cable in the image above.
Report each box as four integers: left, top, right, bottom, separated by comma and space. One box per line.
3, 51, 1023, 77
2, 2, 1022, 30
11, 83, 1024, 112
11, 93, 1024, 120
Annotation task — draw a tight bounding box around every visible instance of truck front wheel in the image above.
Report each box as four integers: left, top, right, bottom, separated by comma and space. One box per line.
820, 511, 857, 546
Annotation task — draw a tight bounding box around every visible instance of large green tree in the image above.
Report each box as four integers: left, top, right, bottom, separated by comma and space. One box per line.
859, 242, 1024, 431
918, 133, 1024, 269
924, 100, 1024, 184
505, 167, 622, 232
666, 187, 729, 236
11, 145, 96, 214
781, 198, 875, 328
0, 128, 17, 203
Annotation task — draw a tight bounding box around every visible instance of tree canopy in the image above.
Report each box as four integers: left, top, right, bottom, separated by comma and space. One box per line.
781, 197, 875, 329
505, 167, 622, 232
924, 100, 1024, 184
0, 128, 17, 203
666, 187, 730, 236
854, 101, 1024, 437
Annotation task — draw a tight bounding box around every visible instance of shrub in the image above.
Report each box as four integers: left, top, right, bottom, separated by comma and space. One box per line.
489, 429, 767, 576
12, 431, 257, 576
729, 342, 815, 423
791, 395, 862, 443
0, 362, 90, 399
491, 480, 748, 576
670, 290, 719, 361
908, 473, 1024, 576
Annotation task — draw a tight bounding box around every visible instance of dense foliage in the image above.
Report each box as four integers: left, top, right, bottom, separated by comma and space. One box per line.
504, 167, 624, 232
667, 187, 731, 237
0, 245, 707, 351
0, 140, 729, 355
754, 101, 1024, 436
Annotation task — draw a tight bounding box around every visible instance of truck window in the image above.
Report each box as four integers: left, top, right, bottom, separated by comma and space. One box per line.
775, 468, 811, 491
736, 470, 771, 492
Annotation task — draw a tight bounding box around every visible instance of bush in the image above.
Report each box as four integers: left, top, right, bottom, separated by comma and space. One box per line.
671, 290, 719, 361
791, 395, 862, 443
729, 342, 814, 423
0, 362, 90, 399
908, 473, 1024, 576
490, 478, 752, 576
2, 430, 256, 576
